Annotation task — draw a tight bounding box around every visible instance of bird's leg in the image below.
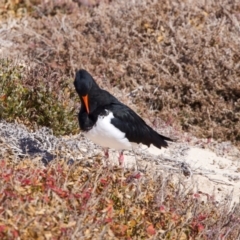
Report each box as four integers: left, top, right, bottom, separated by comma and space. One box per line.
102, 148, 111, 167
118, 150, 124, 166
103, 148, 109, 158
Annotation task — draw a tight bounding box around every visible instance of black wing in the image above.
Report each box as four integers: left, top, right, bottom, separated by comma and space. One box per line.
108, 104, 173, 149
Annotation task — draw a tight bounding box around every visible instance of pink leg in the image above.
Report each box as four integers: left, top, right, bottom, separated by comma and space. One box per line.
118, 151, 124, 166
104, 149, 109, 159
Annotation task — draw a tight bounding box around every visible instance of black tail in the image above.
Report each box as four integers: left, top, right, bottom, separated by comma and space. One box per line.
149, 130, 174, 149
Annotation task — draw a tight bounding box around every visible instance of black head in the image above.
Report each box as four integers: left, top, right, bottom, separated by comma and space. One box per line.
74, 69, 101, 114
74, 69, 94, 96
74, 69, 119, 115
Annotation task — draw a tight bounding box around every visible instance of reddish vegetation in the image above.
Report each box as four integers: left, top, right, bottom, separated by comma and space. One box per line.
0, 0, 240, 239
0, 158, 239, 239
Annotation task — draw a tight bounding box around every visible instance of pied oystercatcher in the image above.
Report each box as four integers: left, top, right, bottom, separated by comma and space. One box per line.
74, 69, 173, 165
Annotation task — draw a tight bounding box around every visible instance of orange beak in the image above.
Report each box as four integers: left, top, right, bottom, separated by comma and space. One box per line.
82, 95, 90, 114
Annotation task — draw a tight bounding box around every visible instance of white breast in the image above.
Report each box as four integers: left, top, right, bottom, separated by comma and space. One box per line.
84, 111, 133, 150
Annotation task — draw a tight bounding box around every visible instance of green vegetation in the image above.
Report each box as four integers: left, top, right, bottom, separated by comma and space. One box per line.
0, 60, 78, 135
0, 0, 239, 239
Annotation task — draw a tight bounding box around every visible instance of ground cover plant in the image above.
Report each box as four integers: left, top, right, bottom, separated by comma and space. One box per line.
0, 157, 239, 239
0, 0, 240, 239
1, 0, 240, 146
0, 60, 78, 135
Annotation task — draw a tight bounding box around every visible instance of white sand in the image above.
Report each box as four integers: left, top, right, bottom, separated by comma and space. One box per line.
120, 143, 240, 203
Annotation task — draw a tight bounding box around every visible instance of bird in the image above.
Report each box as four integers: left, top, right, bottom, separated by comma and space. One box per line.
74, 69, 173, 165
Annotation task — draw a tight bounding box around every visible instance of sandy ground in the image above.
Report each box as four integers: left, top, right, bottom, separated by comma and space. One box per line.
118, 143, 240, 204
1, 121, 239, 204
